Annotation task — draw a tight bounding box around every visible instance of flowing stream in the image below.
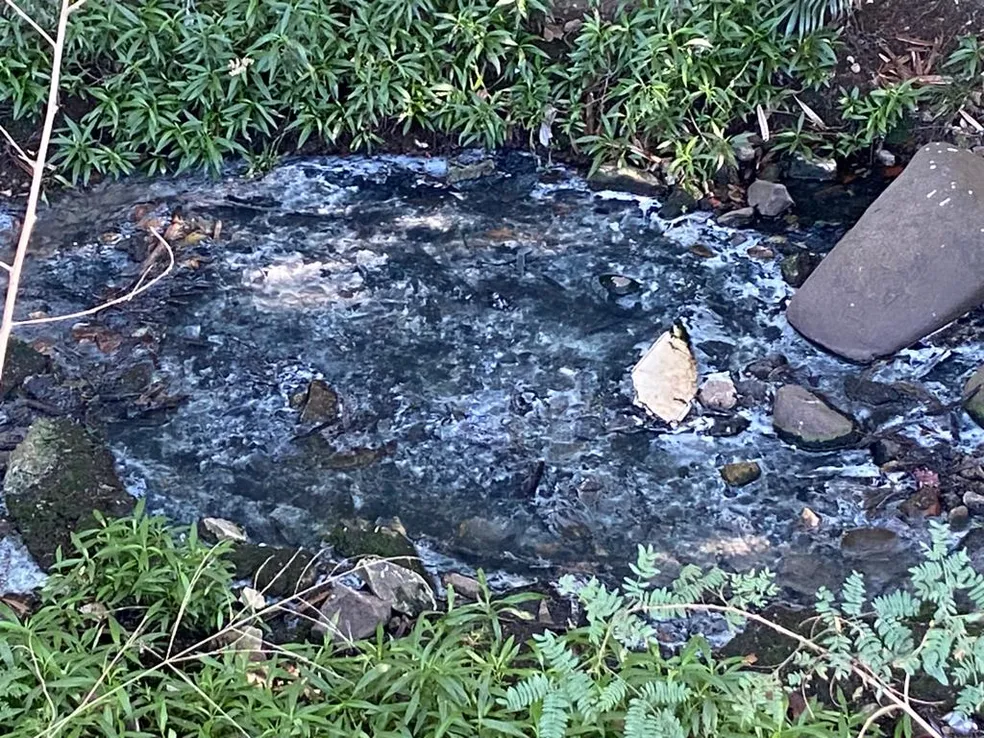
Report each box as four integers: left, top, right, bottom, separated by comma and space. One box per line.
5, 152, 984, 594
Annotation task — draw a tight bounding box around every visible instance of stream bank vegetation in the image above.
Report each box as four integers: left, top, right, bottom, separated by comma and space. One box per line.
0, 0, 981, 191
2, 508, 984, 737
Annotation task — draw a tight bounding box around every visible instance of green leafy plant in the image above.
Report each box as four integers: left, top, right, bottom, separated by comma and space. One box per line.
774, 0, 854, 38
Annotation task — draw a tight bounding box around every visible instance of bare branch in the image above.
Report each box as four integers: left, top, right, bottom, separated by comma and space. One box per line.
0, 262, 11, 273
2, 0, 56, 46
12, 229, 174, 327
0, 121, 35, 170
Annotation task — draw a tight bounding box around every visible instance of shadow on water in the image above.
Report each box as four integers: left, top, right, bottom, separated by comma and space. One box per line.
11, 153, 984, 593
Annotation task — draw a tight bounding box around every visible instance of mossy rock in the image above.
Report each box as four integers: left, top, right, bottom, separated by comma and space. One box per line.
3, 418, 133, 569
328, 518, 429, 582
1, 338, 49, 397
228, 544, 316, 598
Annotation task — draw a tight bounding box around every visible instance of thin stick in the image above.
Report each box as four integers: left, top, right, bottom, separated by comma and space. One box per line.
0, 121, 35, 169
2, 0, 56, 46
0, 0, 72, 387
12, 229, 174, 327
857, 704, 899, 738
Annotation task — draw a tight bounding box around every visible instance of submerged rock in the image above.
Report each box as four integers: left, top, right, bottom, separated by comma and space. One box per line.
719, 461, 761, 486
748, 180, 794, 217
298, 379, 340, 425
356, 557, 435, 615
1, 339, 49, 397
658, 187, 698, 219
787, 143, 984, 362
780, 252, 822, 288
313, 585, 391, 643
772, 384, 859, 451
3, 419, 133, 568
598, 273, 641, 297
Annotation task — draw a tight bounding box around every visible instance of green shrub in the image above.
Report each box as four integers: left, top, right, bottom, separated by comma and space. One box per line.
0, 0, 852, 188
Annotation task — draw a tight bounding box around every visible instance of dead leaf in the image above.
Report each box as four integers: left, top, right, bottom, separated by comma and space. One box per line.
742, 653, 758, 665
212, 220, 223, 240
631, 330, 698, 424
240, 587, 266, 612
485, 227, 515, 241
794, 96, 827, 130
71, 323, 123, 354
756, 105, 770, 142
164, 216, 189, 242
80, 602, 110, 620
562, 18, 583, 34
1, 594, 32, 617
203, 517, 248, 543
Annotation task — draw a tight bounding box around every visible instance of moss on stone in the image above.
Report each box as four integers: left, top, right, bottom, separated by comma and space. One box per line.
3, 418, 133, 569
2, 338, 49, 397
327, 517, 429, 582
228, 543, 316, 598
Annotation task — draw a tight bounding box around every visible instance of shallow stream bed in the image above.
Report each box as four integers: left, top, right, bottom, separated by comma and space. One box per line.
4, 152, 984, 594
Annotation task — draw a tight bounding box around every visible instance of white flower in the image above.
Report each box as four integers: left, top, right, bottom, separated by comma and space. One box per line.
227, 57, 254, 77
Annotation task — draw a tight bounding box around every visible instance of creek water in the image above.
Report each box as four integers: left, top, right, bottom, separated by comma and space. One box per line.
6, 152, 984, 593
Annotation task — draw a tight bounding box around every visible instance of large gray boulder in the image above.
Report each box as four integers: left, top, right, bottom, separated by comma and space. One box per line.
3, 419, 134, 568
787, 143, 984, 362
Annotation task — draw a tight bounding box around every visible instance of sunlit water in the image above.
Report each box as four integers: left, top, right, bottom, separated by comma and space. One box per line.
6, 152, 984, 593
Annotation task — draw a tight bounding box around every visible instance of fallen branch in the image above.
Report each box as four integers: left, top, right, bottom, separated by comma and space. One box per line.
12, 228, 174, 327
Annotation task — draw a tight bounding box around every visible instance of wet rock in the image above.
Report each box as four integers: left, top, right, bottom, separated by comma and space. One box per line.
598, 274, 640, 297
787, 143, 984, 362
699, 373, 738, 411
745, 354, 788, 380
773, 385, 859, 451
447, 157, 495, 185
3, 418, 133, 569
870, 438, 902, 467
901, 486, 942, 518
778, 554, 844, 600
734, 143, 757, 163
718, 208, 755, 228
949, 505, 970, 531
845, 377, 902, 406
658, 187, 698, 219
748, 180, 794, 217
780, 252, 822, 288
689, 243, 715, 258
328, 518, 428, 581
962, 365, 984, 428
800, 507, 821, 529
219, 625, 266, 662
586, 163, 661, 197
456, 516, 513, 549
356, 557, 435, 616
746, 244, 775, 260
788, 154, 837, 182
201, 516, 248, 543
444, 572, 482, 600
229, 544, 316, 598
299, 379, 340, 425
1, 339, 49, 397
719, 461, 761, 487
631, 330, 697, 424
706, 414, 751, 437
963, 490, 984, 514
313, 585, 391, 643
735, 379, 770, 406
841, 527, 899, 556
876, 149, 897, 167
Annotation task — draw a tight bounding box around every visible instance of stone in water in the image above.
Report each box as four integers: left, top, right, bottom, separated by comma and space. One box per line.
787, 142, 984, 362
631, 331, 698, 424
